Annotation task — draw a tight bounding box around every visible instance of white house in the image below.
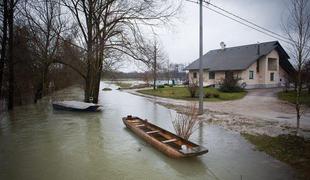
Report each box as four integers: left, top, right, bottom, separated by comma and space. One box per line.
185, 41, 295, 89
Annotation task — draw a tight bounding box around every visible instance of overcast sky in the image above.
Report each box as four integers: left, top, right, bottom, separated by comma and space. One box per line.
120, 0, 290, 72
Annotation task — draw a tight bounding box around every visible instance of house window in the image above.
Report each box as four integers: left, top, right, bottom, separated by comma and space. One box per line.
193, 72, 197, 79
209, 72, 215, 79
270, 72, 274, 81
268, 58, 277, 71
249, 70, 254, 79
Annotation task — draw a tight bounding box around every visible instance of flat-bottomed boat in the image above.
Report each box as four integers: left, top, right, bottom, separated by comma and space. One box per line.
52, 100, 101, 112
123, 115, 208, 158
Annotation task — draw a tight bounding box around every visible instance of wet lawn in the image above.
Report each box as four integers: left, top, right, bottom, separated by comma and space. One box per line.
138, 87, 246, 101
278, 90, 310, 107
242, 133, 310, 179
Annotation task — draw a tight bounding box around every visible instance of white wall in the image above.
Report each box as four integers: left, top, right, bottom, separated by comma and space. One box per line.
188, 50, 287, 88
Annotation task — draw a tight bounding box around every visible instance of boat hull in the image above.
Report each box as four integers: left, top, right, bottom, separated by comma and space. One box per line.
124, 119, 184, 158
52, 103, 100, 112
123, 116, 208, 158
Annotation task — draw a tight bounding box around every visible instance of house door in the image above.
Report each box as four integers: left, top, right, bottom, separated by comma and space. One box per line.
225, 71, 234, 80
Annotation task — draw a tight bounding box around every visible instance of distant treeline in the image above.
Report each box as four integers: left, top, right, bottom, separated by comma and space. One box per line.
102, 70, 187, 81
1, 25, 84, 106
0, 0, 180, 110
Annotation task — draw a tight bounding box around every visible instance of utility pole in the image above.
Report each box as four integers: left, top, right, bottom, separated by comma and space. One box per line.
198, 0, 204, 114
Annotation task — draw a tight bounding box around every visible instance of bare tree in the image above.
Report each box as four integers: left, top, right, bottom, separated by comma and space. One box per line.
7, 0, 19, 109
0, 0, 8, 98
163, 59, 171, 85
172, 103, 202, 140
187, 77, 198, 98
139, 38, 168, 89
283, 0, 310, 135
304, 60, 310, 93
20, 0, 70, 101
62, 0, 179, 103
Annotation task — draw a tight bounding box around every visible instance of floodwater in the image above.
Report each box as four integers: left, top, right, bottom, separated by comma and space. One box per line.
0, 81, 296, 180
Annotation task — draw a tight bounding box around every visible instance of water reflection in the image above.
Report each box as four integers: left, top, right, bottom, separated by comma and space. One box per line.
198, 123, 204, 145
0, 81, 296, 180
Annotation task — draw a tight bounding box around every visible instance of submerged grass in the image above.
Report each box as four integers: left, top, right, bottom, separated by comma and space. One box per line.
242, 133, 310, 179
278, 90, 310, 107
138, 87, 246, 101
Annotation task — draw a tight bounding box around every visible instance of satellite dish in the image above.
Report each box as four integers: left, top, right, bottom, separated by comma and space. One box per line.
220, 42, 226, 49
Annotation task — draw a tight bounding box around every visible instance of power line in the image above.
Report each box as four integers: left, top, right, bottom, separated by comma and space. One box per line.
205, 1, 291, 42
184, 0, 294, 45
204, 5, 293, 44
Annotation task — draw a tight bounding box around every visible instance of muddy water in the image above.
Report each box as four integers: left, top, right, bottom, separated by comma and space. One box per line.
0, 82, 296, 180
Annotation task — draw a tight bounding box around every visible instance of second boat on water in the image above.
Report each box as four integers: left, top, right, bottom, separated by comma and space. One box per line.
52, 100, 101, 112
122, 115, 208, 158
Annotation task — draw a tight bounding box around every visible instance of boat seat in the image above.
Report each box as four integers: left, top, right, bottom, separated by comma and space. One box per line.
162, 139, 177, 143
130, 120, 141, 123
146, 130, 159, 134
136, 124, 145, 127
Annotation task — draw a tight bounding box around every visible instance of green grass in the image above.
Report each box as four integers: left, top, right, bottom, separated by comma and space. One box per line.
115, 82, 132, 88
138, 87, 246, 101
242, 133, 310, 179
278, 90, 310, 107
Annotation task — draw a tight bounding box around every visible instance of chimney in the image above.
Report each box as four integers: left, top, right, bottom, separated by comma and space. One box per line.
257, 42, 260, 55
220, 42, 226, 50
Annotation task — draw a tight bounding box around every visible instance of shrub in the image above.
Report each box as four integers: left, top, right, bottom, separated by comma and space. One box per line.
171, 103, 202, 140
205, 93, 211, 98
183, 80, 189, 85
213, 93, 220, 98
157, 85, 165, 88
219, 75, 244, 92
187, 82, 198, 98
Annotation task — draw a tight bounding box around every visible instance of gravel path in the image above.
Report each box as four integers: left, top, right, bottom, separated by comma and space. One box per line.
126, 88, 310, 136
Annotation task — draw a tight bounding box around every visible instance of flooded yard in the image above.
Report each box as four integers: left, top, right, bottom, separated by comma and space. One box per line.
0, 82, 296, 180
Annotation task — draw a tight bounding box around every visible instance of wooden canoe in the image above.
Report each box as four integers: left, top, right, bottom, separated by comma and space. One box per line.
123, 115, 208, 158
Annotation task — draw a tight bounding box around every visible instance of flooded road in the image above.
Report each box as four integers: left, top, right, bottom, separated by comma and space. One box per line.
0, 82, 296, 180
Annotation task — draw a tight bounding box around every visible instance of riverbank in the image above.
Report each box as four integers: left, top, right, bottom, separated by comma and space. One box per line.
127, 88, 310, 136
278, 90, 310, 107
138, 87, 247, 101
243, 133, 310, 179
127, 87, 310, 179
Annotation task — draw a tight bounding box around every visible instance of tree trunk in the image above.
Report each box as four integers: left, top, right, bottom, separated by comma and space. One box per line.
93, 70, 101, 103
7, 0, 14, 110
153, 47, 157, 90
84, 1, 93, 103
153, 70, 156, 90
295, 56, 302, 136
84, 73, 91, 102
84, 67, 101, 103
34, 83, 42, 103
296, 86, 301, 136
0, 0, 8, 98
33, 64, 49, 103
42, 64, 49, 96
